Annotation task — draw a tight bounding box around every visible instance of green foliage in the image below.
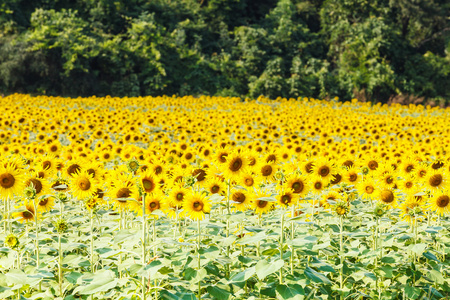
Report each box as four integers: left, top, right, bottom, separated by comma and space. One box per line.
0, 0, 448, 103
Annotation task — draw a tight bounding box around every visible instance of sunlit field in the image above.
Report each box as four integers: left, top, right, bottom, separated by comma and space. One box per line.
0, 94, 449, 299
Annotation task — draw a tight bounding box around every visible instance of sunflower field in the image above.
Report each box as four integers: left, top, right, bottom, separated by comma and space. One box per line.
0, 94, 449, 300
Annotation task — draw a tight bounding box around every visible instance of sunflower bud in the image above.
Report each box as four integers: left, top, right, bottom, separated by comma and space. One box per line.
85, 197, 98, 210
333, 201, 350, 216
54, 219, 69, 234
57, 192, 68, 203
5, 234, 19, 249
374, 203, 386, 218
184, 175, 196, 187
24, 185, 36, 200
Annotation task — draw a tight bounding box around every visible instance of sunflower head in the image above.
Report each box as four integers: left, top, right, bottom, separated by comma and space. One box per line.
24, 185, 37, 200
5, 233, 19, 249
373, 203, 387, 217
54, 218, 69, 234
333, 201, 350, 216
127, 158, 140, 173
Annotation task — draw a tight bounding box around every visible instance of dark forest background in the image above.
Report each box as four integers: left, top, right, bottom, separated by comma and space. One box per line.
0, 0, 449, 103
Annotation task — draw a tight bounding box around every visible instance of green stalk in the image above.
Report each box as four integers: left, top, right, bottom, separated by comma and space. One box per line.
290, 204, 295, 275
142, 193, 147, 300
279, 209, 285, 284
226, 180, 231, 278
58, 233, 63, 297
339, 215, 344, 299
197, 218, 201, 300
90, 209, 95, 272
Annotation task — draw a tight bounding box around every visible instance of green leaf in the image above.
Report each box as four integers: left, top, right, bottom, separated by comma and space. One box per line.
276, 284, 305, 299
238, 232, 267, 245
73, 272, 118, 295
405, 285, 421, 299
229, 266, 255, 283
409, 243, 427, 256
380, 257, 395, 264
206, 285, 231, 300
255, 259, 284, 280
65, 272, 82, 284
429, 270, 444, 284
380, 265, 393, 278
304, 267, 332, 285
5, 269, 26, 286
423, 251, 440, 262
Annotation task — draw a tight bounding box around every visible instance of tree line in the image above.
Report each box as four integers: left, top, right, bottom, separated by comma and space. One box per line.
0, 0, 449, 103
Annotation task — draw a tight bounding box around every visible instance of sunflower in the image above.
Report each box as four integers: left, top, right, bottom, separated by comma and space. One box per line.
143, 192, 167, 218
24, 174, 50, 198
320, 190, 341, 208
108, 176, 140, 211
148, 160, 166, 177
83, 161, 105, 182
64, 160, 83, 178
356, 177, 377, 200
0, 163, 25, 198
424, 169, 447, 191
300, 159, 315, 175
256, 161, 277, 183
183, 192, 211, 220
400, 196, 424, 223
213, 148, 230, 166
230, 189, 253, 212
139, 171, 158, 195
376, 188, 400, 208
415, 164, 429, 180
168, 186, 189, 208
222, 151, 248, 180
13, 201, 36, 223
252, 190, 274, 215
399, 157, 417, 177
398, 174, 416, 195
36, 154, 58, 175
284, 174, 308, 197
37, 196, 55, 212
206, 178, 226, 195
276, 188, 298, 208
343, 166, 360, 185
240, 172, 260, 189
377, 169, 396, 189
428, 191, 450, 216
312, 158, 335, 184
310, 177, 325, 195
70, 171, 97, 200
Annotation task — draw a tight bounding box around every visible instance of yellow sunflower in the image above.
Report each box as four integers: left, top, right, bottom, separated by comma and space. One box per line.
139, 171, 159, 195
108, 176, 140, 211
376, 188, 400, 208
428, 191, 450, 216
252, 190, 275, 215
222, 151, 248, 180
284, 174, 308, 197
168, 186, 189, 208
424, 169, 447, 191
356, 177, 377, 200
70, 171, 97, 200
206, 177, 226, 195
0, 163, 25, 198
12, 201, 36, 223
276, 188, 299, 208
37, 196, 55, 212
230, 189, 253, 212
183, 192, 211, 220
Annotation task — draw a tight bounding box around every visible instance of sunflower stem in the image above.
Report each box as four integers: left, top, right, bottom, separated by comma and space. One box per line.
339, 215, 344, 298
142, 192, 147, 300
90, 209, 95, 273
58, 233, 63, 297
197, 218, 201, 300
279, 209, 285, 284
226, 179, 231, 278
32, 197, 41, 292
290, 204, 295, 275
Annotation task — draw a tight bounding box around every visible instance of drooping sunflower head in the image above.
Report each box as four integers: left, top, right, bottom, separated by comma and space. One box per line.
12, 202, 36, 223
64, 160, 82, 178
377, 188, 400, 208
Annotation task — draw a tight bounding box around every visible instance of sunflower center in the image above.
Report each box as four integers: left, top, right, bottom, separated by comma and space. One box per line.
405, 182, 413, 188
38, 171, 45, 179
39, 198, 48, 206
192, 169, 206, 182
142, 179, 154, 192
292, 181, 304, 193
149, 201, 159, 210
117, 188, 131, 200
429, 174, 443, 187
314, 182, 322, 190
266, 154, 276, 163
331, 174, 342, 184
380, 190, 394, 204
343, 160, 353, 167
305, 162, 313, 173
319, 166, 330, 177
349, 173, 357, 182
29, 179, 43, 194
244, 177, 254, 186
96, 189, 104, 199
281, 195, 291, 204
261, 165, 273, 176
87, 168, 95, 177
219, 153, 228, 163
211, 185, 220, 193
432, 162, 444, 169
153, 166, 162, 175
78, 178, 91, 191
176, 193, 184, 201
0, 173, 15, 188
368, 160, 378, 170
23, 210, 33, 219
43, 161, 51, 170
257, 200, 268, 208
405, 165, 414, 172
365, 186, 374, 194
230, 158, 243, 172
185, 153, 193, 160
193, 201, 203, 211
436, 195, 450, 208
232, 192, 245, 203
248, 157, 256, 166
67, 164, 81, 176
419, 170, 426, 177
386, 176, 393, 184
